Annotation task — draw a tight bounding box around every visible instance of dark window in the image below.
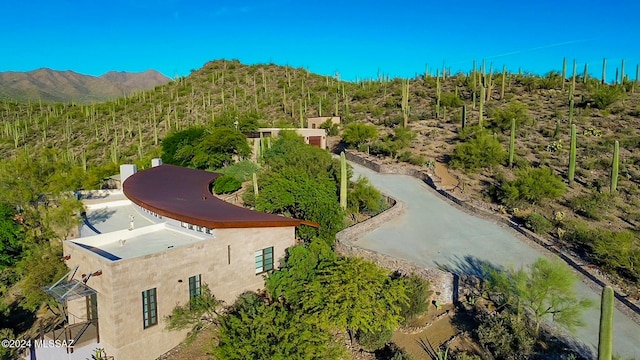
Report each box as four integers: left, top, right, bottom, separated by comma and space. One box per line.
189, 275, 201, 299
142, 288, 158, 329
255, 247, 274, 274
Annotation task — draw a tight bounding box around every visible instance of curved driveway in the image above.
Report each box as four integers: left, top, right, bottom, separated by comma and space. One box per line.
348, 160, 640, 358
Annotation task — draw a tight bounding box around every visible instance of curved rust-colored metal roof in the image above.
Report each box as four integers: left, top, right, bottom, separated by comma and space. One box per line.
122, 164, 319, 229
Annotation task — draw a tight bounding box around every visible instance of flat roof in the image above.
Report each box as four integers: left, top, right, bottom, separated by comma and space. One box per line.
71, 224, 207, 261
122, 164, 319, 229
79, 202, 155, 238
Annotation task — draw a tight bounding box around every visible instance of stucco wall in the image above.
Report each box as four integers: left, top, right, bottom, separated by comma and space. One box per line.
63, 226, 295, 360
306, 116, 340, 129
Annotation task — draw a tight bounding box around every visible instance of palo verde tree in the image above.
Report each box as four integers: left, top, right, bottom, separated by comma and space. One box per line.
213, 293, 345, 360
252, 131, 345, 243
484, 257, 593, 335
342, 122, 378, 149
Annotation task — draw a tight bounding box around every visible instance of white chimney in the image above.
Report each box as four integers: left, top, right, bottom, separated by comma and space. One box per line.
120, 164, 138, 185
151, 158, 163, 167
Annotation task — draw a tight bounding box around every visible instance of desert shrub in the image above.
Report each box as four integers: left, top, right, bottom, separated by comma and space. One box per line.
215, 160, 259, 181
377, 344, 413, 360
213, 175, 242, 194
538, 71, 563, 89
589, 85, 626, 109
398, 274, 431, 324
498, 167, 566, 206
476, 311, 536, 359
348, 176, 387, 215
570, 191, 613, 220
523, 213, 553, 234
452, 352, 482, 360
565, 225, 640, 282
451, 132, 507, 172
440, 92, 463, 108
356, 327, 394, 352
408, 154, 425, 166
487, 101, 531, 131
369, 127, 416, 158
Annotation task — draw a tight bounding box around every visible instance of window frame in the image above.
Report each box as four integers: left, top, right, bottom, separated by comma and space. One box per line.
255, 246, 274, 275
142, 288, 158, 329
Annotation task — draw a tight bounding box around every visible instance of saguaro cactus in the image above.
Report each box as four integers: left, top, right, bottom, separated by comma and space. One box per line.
252, 172, 259, 197
569, 124, 577, 183
461, 104, 467, 129
340, 151, 347, 210
602, 58, 607, 84
611, 140, 619, 193
598, 286, 614, 360
569, 99, 575, 124
509, 118, 515, 167
561, 57, 567, 90
584, 63, 589, 83
479, 87, 485, 127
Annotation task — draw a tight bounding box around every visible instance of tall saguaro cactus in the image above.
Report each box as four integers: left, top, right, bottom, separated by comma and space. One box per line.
340, 151, 347, 210
479, 86, 485, 127
401, 79, 410, 127
611, 140, 619, 193
561, 57, 567, 90
602, 58, 607, 84
598, 286, 614, 360
569, 124, 577, 183
509, 118, 515, 167
569, 99, 575, 124
252, 172, 259, 197
461, 104, 467, 129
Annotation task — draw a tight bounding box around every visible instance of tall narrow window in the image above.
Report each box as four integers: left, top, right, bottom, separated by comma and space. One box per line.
189, 275, 201, 299
142, 288, 157, 329
255, 247, 274, 274
86, 293, 98, 321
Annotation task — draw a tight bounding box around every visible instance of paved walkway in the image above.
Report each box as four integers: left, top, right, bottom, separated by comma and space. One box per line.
348, 160, 640, 359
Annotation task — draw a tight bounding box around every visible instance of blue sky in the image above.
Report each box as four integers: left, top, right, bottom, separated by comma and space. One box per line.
2, 0, 638, 82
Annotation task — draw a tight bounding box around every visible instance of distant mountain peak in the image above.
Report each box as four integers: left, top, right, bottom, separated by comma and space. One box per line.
0, 69, 171, 103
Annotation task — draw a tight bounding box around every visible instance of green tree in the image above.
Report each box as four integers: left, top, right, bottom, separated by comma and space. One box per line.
213, 293, 345, 360
255, 132, 345, 243
299, 257, 408, 340
211, 110, 261, 132
265, 239, 337, 305
161, 127, 206, 166
0, 204, 24, 269
484, 257, 593, 334
342, 123, 378, 148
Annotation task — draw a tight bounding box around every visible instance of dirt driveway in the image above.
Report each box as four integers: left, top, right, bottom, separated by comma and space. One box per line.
348, 160, 640, 359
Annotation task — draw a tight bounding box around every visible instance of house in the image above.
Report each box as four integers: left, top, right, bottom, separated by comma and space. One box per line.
249, 127, 328, 152
35, 160, 317, 360
306, 116, 340, 130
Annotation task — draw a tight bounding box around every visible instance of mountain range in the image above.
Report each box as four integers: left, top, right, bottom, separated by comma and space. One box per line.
0, 68, 171, 103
